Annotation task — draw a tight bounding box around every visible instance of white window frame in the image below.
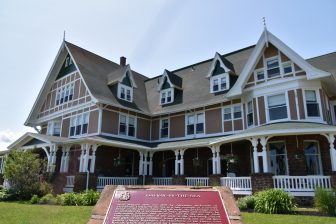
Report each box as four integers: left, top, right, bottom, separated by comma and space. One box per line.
210, 73, 229, 93
47, 120, 62, 136
267, 141, 289, 175
222, 104, 243, 132
254, 68, 265, 82
160, 88, 174, 105
185, 112, 205, 136
266, 56, 281, 80
282, 61, 294, 75
118, 84, 133, 102
118, 113, 137, 138
55, 81, 75, 106
69, 112, 90, 137
246, 101, 254, 127
303, 89, 323, 121
160, 118, 170, 139
303, 140, 323, 175
265, 92, 290, 123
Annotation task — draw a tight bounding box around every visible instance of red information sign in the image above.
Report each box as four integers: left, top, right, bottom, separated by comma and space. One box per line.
104, 190, 230, 224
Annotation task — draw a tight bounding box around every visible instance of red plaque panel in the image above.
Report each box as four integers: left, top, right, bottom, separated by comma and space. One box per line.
104, 190, 230, 224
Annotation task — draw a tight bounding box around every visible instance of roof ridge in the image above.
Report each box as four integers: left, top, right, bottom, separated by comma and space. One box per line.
306, 51, 336, 60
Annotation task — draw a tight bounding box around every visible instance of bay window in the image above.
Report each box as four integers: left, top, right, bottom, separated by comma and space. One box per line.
119, 114, 136, 137
223, 104, 242, 121
160, 118, 169, 138
304, 141, 322, 175
267, 93, 288, 121
305, 90, 320, 117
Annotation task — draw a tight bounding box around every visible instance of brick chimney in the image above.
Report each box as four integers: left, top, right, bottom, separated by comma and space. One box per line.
120, 56, 126, 66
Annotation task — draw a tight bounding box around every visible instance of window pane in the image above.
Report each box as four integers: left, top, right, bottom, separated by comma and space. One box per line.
220, 77, 226, 90
305, 90, 317, 102
257, 71, 264, 80
267, 58, 279, 69
82, 124, 88, 134
187, 124, 194, 135
269, 142, 287, 175
247, 113, 253, 126
188, 115, 194, 125
213, 79, 219, 92
196, 113, 204, 123
307, 103, 320, 117
126, 89, 131, 101
267, 58, 280, 78
269, 106, 287, 120
304, 142, 321, 175
161, 92, 166, 104
268, 94, 286, 107
283, 63, 292, 74
120, 87, 125, 99
161, 119, 168, 128
223, 108, 231, 120
233, 106, 242, 119
196, 123, 204, 134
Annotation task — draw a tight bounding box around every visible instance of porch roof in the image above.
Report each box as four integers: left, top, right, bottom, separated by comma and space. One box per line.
8, 122, 336, 152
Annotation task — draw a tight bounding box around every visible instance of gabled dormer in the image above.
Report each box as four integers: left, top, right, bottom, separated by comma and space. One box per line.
107, 64, 137, 103
207, 53, 234, 94
157, 70, 182, 105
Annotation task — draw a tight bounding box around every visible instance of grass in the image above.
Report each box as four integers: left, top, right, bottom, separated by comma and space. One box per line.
0, 202, 93, 224
242, 212, 336, 224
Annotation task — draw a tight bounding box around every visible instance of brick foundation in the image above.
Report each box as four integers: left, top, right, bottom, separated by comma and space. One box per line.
209, 175, 222, 186
73, 173, 98, 192
172, 175, 186, 185
251, 173, 273, 194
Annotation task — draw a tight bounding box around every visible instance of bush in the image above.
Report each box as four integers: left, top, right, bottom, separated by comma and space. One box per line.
3, 151, 43, 200
30, 195, 39, 204
39, 182, 53, 196
0, 187, 17, 201
314, 187, 336, 216
56, 191, 100, 206
238, 195, 255, 210
254, 189, 296, 214
39, 193, 55, 204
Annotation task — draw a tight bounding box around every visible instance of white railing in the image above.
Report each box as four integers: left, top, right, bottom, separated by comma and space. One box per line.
63, 176, 75, 193
220, 177, 252, 195
273, 175, 331, 196
97, 177, 138, 190
152, 177, 173, 185
186, 177, 209, 186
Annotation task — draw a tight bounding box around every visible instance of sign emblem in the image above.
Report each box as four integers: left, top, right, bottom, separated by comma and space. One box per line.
119, 191, 131, 201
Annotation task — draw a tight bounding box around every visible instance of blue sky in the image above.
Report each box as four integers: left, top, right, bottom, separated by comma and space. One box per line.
0, 0, 335, 150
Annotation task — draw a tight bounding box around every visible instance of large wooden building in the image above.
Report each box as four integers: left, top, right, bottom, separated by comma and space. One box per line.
5, 29, 336, 196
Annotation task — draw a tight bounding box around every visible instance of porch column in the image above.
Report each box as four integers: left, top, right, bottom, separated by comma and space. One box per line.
51, 144, 57, 165
180, 150, 185, 175
216, 146, 221, 175
211, 147, 217, 175
64, 146, 70, 173
90, 144, 98, 173
260, 137, 269, 173
326, 133, 336, 171
174, 150, 179, 175
149, 152, 153, 176
60, 148, 66, 173
79, 146, 85, 172
139, 151, 144, 175
251, 138, 259, 173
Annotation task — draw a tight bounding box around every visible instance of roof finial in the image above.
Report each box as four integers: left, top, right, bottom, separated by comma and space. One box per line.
63, 30, 66, 41
262, 17, 269, 47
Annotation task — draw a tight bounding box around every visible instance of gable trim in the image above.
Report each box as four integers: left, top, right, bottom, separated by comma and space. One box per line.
206, 53, 232, 78
157, 70, 182, 91
118, 65, 137, 88
227, 30, 331, 98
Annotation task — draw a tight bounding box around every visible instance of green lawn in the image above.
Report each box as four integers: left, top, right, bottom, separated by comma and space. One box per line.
242, 212, 336, 224
0, 202, 93, 224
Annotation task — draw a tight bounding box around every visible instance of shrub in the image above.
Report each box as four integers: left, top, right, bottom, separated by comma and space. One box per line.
30, 195, 40, 204
3, 151, 43, 200
39, 193, 55, 204
56, 191, 100, 206
238, 195, 255, 210
0, 188, 17, 201
254, 189, 296, 214
56, 192, 77, 206
314, 187, 336, 216
82, 190, 100, 205
39, 182, 53, 196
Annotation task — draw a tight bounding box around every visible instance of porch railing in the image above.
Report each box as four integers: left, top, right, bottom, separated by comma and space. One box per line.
273, 175, 331, 196
186, 177, 209, 186
220, 177, 252, 195
152, 177, 173, 185
63, 176, 75, 192
96, 177, 138, 190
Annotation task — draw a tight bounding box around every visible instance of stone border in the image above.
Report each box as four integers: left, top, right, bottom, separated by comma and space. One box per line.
88, 185, 243, 224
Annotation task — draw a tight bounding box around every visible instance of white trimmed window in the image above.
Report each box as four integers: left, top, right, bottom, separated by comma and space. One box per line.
268, 141, 288, 175
47, 120, 61, 136
69, 113, 89, 137
119, 114, 136, 137
247, 101, 254, 127
305, 90, 320, 118
254, 69, 265, 81
304, 141, 322, 175
210, 74, 229, 93
267, 93, 288, 121
160, 88, 174, 105
223, 104, 242, 121
186, 113, 204, 135
266, 57, 280, 79
160, 118, 169, 139
118, 84, 133, 102
282, 61, 293, 74
56, 82, 75, 106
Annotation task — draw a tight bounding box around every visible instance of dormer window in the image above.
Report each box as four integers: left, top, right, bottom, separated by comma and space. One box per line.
118, 84, 133, 102
160, 88, 174, 105
210, 74, 228, 93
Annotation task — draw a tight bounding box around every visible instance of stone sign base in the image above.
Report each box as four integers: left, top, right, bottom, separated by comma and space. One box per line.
88, 185, 242, 224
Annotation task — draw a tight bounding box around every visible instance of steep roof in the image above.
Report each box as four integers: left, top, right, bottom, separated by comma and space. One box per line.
307, 52, 336, 76
66, 42, 150, 113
